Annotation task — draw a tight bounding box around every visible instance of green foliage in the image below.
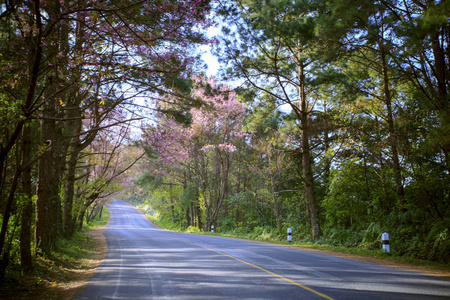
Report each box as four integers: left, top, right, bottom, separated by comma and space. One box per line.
360, 223, 384, 250
1, 214, 21, 267
383, 211, 450, 264
82, 207, 110, 232
0, 205, 109, 298
186, 226, 201, 233
424, 220, 450, 263
152, 218, 183, 232
129, 0, 450, 265
180, 184, 199, 211
126, 197, 159, 220
54, 232, 93, 261
159, 108, 193, 126
318, 228, 364, 248
219, 218, 237, 231
322, 159, 390, 229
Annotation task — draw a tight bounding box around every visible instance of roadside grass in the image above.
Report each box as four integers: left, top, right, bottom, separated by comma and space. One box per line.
0, 208, 109, 300
281, 241, 450, 272
222, 231, 450, 273
151, 218, 183, 232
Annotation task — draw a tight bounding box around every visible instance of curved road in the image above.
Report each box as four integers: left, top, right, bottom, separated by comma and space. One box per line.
78, 200, 450, 299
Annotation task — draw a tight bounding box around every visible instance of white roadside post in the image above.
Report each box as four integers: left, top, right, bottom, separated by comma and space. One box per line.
382, 232, 390, 253
211, 225, 214, 233
287, 228, 292, 242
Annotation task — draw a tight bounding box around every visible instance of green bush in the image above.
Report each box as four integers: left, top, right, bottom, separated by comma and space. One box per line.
186, 226, 201, 233
219, 218, 236, 232
319, 227, 362, 247
424, 219, 450, 263
360, 223, 384, 250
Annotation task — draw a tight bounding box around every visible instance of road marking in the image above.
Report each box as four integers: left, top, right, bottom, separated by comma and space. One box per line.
121, 207, 135, 228
112, 236, 124, 298
174, 238, 335, 300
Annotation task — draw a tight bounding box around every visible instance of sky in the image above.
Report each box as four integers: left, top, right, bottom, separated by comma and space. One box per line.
200, 26, 221, 77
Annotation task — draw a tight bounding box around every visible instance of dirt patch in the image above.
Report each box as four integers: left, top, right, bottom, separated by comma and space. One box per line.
61, 226, 108, 299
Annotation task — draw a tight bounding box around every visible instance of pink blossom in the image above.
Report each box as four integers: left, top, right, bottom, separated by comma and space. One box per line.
142, 75, 247, 180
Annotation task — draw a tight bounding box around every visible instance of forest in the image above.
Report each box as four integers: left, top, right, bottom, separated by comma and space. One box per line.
134, 0, 450, 264
0, 0, 449, 279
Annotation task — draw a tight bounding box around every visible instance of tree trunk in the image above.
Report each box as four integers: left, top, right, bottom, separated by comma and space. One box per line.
34, 0, 68, 253
77, 206, 87, 231
297, 48, 320, 240
170, 197, 175, 222
20, 124, 33, 270
62, 18, 84, 237
35, 86, 63, 254
323, 101, 331, 187
379, 39, 405, 207
63, 153, 77, 237
375, 116, 392, 215
63, 105, 83, 238
0, 170, 21, 276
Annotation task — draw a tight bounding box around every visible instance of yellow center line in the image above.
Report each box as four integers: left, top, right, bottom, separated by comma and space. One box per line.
174, 238, 335, 300
121, 208, 135, 228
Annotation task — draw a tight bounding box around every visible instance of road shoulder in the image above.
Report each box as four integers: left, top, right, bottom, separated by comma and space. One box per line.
275, 243, 450, 279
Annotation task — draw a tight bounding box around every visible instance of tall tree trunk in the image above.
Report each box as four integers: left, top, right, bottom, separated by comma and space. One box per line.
35, 85, 63, 254
77, 204, 88, 230
196, 199, 202, 231
379, 39, 405, 207
20, 124, 33, 270
323, 101, 331, 187
430, 30, 450, 168
297, 47, 320, 240
63, 152, 77, 237
63, 104, 83, 237
170, 197, 175, 222
375, 116, 392, 215
34, 0, 68, 254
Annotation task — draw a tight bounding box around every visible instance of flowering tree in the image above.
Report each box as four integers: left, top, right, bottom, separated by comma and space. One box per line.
72, 122, 144, 232
0, 0, 212, 269
142, 75, 247, 230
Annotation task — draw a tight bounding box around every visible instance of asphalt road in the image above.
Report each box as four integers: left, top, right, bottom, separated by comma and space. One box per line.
78, 200, 450, 299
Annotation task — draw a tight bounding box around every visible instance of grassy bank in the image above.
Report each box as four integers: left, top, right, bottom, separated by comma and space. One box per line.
205, 229, 449, 273
0, 208, 109, 300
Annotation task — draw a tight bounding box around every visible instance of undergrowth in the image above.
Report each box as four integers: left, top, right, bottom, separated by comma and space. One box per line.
0, 208, 109, 299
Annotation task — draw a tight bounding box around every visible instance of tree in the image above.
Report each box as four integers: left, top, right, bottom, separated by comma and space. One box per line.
74, 121, 144, 230
324, 0, 449, 213
1, 0, 212, 270
141, 75, 247, 230
130, 0, 449, 262
217, 0, 336, 239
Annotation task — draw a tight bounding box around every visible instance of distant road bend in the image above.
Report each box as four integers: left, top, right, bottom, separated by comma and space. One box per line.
78, 200, 450, 299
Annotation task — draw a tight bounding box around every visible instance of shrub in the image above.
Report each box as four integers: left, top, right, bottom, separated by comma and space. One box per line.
186, 226, 201, 233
